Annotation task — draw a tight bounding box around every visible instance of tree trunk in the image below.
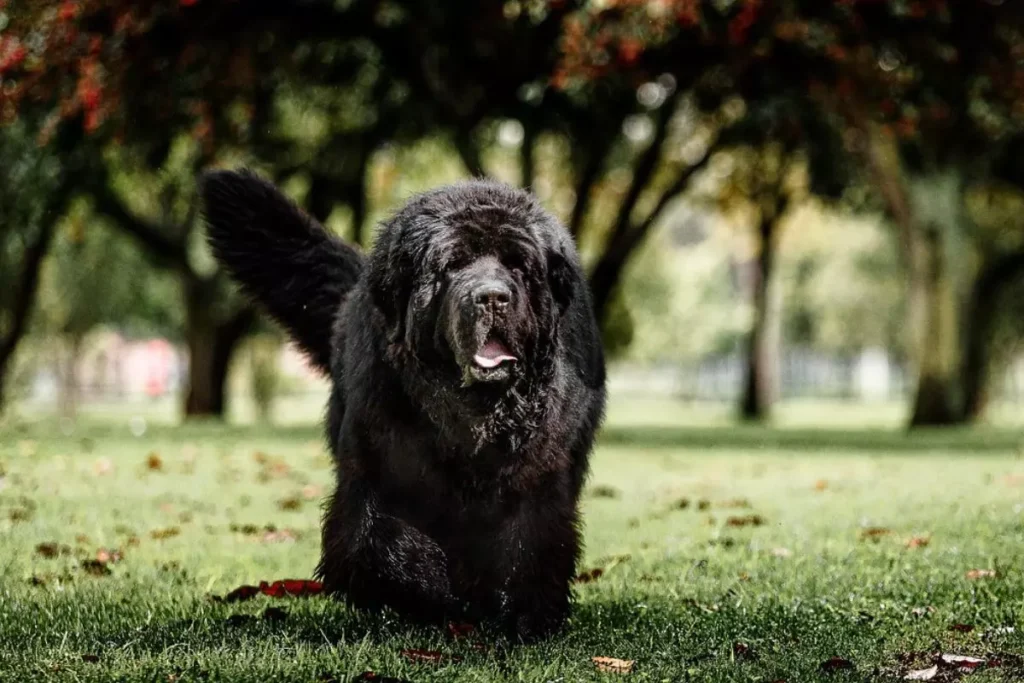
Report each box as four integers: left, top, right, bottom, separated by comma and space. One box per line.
0, 221, 59, 414
740, 214, 782, 421
905, 172, 970, 427
961, 250, 1024, 420
58, 334, 84, 420
183, 279, 255, 419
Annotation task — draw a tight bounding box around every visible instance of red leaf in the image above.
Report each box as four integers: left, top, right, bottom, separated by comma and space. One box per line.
446, 622, 475, 639
949, 623, 974, 633
214, 579, 323, 603
575, 567, 604, 583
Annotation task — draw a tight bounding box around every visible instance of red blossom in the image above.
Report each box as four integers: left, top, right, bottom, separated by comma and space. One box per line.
58, 0, 78, 22
618, 38, 642, 65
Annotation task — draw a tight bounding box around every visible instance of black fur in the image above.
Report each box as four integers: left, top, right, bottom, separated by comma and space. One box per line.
201, 170, 606, 641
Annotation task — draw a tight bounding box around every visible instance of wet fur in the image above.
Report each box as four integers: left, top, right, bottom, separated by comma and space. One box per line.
202, 170, 606, 641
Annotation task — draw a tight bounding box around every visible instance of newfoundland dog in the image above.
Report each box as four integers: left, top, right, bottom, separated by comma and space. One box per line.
201, 170, 606, 641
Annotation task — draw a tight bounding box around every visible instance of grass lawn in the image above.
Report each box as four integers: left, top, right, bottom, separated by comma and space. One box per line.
2, 398, 1024, 682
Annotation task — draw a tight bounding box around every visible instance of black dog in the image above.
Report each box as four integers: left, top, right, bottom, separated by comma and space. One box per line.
202, 171, 606, 641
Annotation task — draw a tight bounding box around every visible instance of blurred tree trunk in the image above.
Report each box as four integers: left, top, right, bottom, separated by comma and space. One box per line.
904, 172, 970, 427
0, 221, 60, 414
182, 279, 256, 419
58, 334, 84, 420
740, 211, 783, 421
961, 251, 1024, 420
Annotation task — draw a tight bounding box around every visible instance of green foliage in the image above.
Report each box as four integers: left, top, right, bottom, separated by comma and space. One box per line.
36, 210, 181, 341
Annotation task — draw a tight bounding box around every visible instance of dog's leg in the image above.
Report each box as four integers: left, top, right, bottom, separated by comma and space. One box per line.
317, 477, 456, 623
495, 489, 581, 642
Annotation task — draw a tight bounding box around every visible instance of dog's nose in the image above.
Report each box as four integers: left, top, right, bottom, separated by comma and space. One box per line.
473, 281, 512, 310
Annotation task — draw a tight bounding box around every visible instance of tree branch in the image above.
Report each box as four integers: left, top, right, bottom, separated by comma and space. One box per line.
0, 219, 60, 374
604, 93, 681, 252
568, 131, 615, 238
455, 127, 487, 178
86, 171, 191, 274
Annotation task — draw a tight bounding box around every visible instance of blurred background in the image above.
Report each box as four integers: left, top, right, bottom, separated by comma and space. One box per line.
1, 0, 1023, 432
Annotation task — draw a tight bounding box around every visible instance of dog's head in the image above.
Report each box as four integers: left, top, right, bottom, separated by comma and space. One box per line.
368, 181, 578, 389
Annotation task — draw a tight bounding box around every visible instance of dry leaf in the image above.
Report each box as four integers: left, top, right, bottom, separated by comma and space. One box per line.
278, 496, 302, 511
262, 529, 298, 543
819, 656, 854, 673
79, 560, 111, 576
35, 542, 72, 558
949, 623, 974, 633
859, 527, 892, 541
965, 569, 996, 579
904, 665, 938, 680
350, 673, 413, 683
720, 498, 751, 509
213, 579, 324, 603
814, 479, 829, 491
146, 452, 163, 471
697, 499, 711, 511
940, 654, 985, 669
150, 527, 181, 540
726, 514, 766, 527
592, 656, 635, 674
446, 622, 475, 639
905, 536, 930, 549
575, 568, 604, 584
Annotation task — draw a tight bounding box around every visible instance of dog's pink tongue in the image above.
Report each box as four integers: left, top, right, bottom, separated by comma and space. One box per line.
473, 340, 517, 369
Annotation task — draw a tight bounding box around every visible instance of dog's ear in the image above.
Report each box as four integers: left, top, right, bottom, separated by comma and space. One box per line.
201, 169, 364, 374
365, 226, 413, 345
546, 246, 576, 314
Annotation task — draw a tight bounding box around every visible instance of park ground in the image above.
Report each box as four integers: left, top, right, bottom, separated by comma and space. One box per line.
1, 397, 1024, 682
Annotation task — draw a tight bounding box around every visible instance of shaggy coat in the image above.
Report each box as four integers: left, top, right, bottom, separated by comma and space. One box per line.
202, 170, 606, 641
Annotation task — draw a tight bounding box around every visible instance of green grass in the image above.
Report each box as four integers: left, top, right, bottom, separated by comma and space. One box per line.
2, 399, 1024, 682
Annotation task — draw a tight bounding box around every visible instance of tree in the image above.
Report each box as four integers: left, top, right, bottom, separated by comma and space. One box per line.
1, 0, 422, 416
0, 121, 87, 412
553, 0, 1024, 426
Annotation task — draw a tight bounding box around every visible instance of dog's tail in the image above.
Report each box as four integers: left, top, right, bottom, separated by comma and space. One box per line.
201, 169, 364, 374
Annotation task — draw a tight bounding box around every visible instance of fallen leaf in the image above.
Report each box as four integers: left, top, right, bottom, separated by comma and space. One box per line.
905, 536, 930, 549
278, 496, 302, 511
575, 568, 604, 584
446, 622, 475, 639
965, 569, 996, 579
720, 498, 751, 509
81, 654, 100, 663
400, 649, 461, 664
587, 484, 621, 499
146, 452, 163, 471
697, 499, 711, 511
592, 656, 635, 674
859, 527, 892, 541
820, 656, 854, 673
35, 542, 72, 558
150, 527, 181, 540
949, 623, 974, 633
726, 514, 766, 528
675, 497, 691, 509
940, 654, 985, 669
814, 479, 829, 491
213, 579, 324, 603
349, 673, 414, 683
75, 534, 91, 545
79, 559, 111, 576
904, 665, 938, 680
8, 507, 32, 523
733, 642, 758, 661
